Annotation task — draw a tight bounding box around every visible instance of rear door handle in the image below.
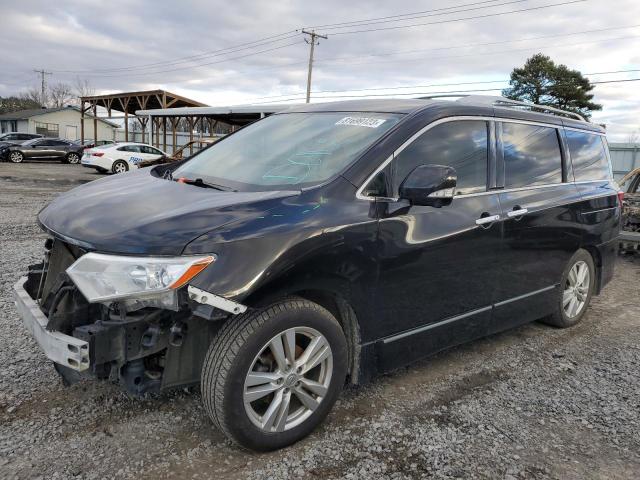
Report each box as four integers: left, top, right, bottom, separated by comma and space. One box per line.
507, 208, 529, 218
475, 214, 501, 225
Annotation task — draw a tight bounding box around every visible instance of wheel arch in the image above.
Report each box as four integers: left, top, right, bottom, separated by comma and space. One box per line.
243, 275, 363, 385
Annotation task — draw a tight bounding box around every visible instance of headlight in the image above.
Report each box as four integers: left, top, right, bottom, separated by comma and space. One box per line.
66, 253, 215, 306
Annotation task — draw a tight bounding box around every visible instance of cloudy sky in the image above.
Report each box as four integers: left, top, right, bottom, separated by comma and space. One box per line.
1, 0, 639, 140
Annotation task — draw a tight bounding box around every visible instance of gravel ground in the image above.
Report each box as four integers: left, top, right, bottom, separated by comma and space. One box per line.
1, 164, 639, 480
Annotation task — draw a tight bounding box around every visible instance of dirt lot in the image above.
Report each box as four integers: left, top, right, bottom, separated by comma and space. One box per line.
1, 163, 639, 480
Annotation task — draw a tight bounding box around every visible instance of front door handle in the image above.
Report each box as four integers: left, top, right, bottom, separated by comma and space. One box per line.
475, 214, 501, 225
507, 208, 529, 218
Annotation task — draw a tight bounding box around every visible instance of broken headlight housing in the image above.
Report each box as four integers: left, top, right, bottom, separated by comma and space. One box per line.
66, 253, 215, 310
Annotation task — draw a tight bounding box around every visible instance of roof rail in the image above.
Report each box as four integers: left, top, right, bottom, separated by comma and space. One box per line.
419, 94, 587, 122
491, 98, 587, 122
418, 94, 472, 100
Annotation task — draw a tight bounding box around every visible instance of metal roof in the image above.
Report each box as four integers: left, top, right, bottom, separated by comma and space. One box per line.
82, 89, 206, 115
0, 105, 119, 127
135, 104, 293, 116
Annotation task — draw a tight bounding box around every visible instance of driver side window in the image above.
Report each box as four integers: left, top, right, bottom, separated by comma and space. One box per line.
392, 120, 489, 196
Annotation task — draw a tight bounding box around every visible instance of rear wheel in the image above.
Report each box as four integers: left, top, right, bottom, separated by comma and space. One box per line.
9, 151, 24, 163
65, 152, 80, 164
201, 297, 348, 451
112, 160, 128, 174
543, 249, 595, 328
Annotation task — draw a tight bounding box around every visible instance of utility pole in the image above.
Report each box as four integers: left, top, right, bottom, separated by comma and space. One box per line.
33, 69, 52, 106
302, 30, 327, 103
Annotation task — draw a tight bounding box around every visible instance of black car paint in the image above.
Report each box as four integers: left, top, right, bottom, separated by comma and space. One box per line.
35, 98, 620, 385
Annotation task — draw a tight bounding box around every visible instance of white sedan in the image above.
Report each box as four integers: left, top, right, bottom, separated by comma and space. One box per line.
81, 142, 167, 174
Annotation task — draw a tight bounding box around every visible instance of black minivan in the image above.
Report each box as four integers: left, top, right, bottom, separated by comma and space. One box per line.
13, 96, 621, 450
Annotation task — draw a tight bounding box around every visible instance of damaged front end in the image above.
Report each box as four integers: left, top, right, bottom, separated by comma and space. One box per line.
14, 239, 239, 395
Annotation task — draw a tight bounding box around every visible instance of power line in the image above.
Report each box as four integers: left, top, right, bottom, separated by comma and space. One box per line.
312, 0, 531, 31
239, 77, 640, 105
314, 34, 640, 71
315, 24, 640, 64
48, 0, 521, 74
70, 40, 303, 78
329, 0, 587, 35
51, 30, 301, 74
306, 0, 515, 29
45, 0, 583, 76
251, 68, 640, 101
99, 0, 586, 78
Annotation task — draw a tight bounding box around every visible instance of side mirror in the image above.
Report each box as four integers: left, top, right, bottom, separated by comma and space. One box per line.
399, 164, 457, 207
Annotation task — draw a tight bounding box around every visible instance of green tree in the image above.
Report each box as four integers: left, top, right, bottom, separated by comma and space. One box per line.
0, 96, 41, 115
502, 54, 602, 119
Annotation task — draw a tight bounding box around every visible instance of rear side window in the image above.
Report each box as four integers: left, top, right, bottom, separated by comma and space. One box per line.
502, 123, 562, 188
118, 145, 140, 153
393, 120, 488, 195
565, 130, 610, 181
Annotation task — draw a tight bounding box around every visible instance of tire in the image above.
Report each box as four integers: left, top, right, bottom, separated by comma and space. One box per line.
201, 297, 348, 451
66, 152, 80, 164
542, 249, 595, 328
9, 151, 24, 163
112, 160, 129, 174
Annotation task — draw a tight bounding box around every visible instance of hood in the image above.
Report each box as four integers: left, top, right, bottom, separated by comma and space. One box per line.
38, 169, 298, 255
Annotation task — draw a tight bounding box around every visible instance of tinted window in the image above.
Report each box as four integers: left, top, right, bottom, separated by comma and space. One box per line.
502, 123, 562, 188
118, 145, 140, 153
50, 140, 68, 146
393, 120, 488, 195
565, 130, 610, 181
141, 146, 162, 155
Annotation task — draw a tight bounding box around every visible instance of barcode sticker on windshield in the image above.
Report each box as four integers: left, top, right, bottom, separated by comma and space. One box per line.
336, 117, 386, 128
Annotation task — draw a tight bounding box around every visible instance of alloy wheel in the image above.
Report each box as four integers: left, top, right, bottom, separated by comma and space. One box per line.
114, 162, 127, 173
9, 152, 23, 163
243, 327, 333, 433
563, 260, 590, 318
67, 153, 80, 164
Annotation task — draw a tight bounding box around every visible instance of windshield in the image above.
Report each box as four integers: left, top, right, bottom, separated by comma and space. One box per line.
173, 112, 402, 190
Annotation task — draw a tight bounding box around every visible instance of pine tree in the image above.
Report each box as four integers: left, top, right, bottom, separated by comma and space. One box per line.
502, 54, 602, 119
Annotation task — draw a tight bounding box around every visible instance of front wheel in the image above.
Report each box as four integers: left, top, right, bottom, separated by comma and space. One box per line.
543, 249, 595, 328
9, 151, 24, 163
201, 298, 348, 451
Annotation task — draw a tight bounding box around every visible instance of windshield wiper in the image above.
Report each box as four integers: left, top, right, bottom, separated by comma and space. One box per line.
176, 177, 235, 191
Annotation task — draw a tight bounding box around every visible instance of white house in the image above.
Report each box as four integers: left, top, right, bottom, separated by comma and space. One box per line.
0, 106, 117, 141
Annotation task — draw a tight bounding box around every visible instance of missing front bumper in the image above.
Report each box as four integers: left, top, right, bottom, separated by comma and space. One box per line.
12, 277, 90, 371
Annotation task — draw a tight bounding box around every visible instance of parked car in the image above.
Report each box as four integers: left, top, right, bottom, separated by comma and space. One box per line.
0, 133, 44, 158
0, 132, 42, 142
4, 137, 84, 164
137, 139, 219, 168
12, 97, 621, 451
81, 142, 167, 173
73, 139, 115, 149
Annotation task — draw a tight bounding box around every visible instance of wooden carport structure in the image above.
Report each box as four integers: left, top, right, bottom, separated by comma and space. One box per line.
80, 90, 207, 147
135, 104, 294, 154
